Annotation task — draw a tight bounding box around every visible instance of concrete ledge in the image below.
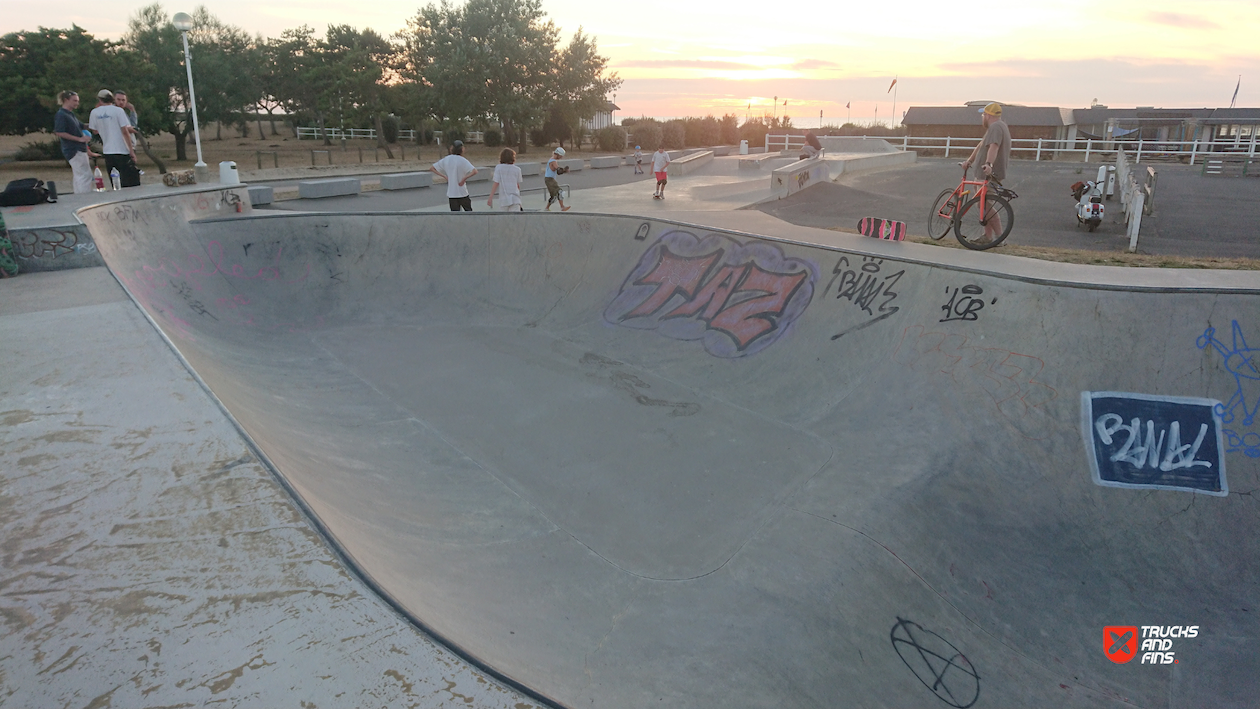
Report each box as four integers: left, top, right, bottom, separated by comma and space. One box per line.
739, 153, 790, 169
379, 172, 433, 190
822, 150, 917, 177
247, 185, 274, 206
771, 157, 831, 199
5, 223, 103, 272
817, 136, 899, 154
466, 167, 492, 183
557, 159, 584, 173
298, 178, 361, 199
669, 150, 714, 176
590, 156, 621, 169
518, 162, 542, 176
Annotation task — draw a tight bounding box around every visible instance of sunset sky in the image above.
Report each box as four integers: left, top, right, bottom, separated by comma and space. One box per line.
6, 0, 1257, 123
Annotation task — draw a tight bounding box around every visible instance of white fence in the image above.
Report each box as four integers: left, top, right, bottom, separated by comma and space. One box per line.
1115, 151, 1158, 252
297, 127, 497, 144
766, 134, 1258, 164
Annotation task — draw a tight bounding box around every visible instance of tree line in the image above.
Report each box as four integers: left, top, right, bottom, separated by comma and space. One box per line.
0, 0, 621, 159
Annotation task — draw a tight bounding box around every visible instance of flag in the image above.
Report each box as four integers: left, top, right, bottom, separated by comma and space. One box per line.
846, 102, 850, 109
888, 78, 897, 93
1232, 76, 1241, 108
784, 100, 788, 106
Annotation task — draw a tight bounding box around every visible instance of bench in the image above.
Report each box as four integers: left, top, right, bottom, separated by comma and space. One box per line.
247, 185, 274, 206
590, 156, 621, 169
557, 158, 584, 172
298, 178, 361, 199
379, 172, 433, 190
518, 162, 542, 176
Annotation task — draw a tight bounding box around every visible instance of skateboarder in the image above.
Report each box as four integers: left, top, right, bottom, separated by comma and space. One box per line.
634, 145, 643, 174
545, 147, 571, 211
651, 145, 670, 200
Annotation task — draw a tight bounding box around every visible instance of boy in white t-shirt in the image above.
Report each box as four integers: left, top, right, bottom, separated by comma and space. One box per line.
487, 148, 524, 212
88, 89, 138, 189
651, 146, 670, 200
429, 140, 478, 211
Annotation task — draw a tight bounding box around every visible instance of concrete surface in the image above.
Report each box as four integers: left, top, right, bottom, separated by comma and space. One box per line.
0, 267, 540, 709
771, 156, 831, 198
298, 177, 362, 199
247, 184, 274, 205
381, 171, 434, 190
64, 185, 1260, 708
757, 157, 1260, 258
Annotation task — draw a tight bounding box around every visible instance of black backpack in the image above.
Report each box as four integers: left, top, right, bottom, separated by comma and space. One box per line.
0, 178, 50, 207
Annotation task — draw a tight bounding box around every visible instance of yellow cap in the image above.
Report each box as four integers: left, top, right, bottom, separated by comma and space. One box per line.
980, 102, 1002, 117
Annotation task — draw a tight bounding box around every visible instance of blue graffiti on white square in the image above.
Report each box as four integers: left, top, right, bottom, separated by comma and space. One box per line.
1196, 320, 1260, 457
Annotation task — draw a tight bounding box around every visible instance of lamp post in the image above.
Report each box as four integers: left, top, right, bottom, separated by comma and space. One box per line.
172, 12, 208, 182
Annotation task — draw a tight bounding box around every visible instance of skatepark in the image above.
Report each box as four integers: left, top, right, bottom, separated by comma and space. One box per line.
3, 148, 1259, 707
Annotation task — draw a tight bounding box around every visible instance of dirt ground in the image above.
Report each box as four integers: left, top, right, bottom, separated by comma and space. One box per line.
0, 125, 595, 187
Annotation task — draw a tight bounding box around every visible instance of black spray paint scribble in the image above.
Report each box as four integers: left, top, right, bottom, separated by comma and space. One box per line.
825, 256, 903, 340
939, 285, 996, 323
891, 617, 980, 708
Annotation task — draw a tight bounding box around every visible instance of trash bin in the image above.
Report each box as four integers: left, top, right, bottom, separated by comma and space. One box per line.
219, 160, 240, 185
739, 140, 749, 155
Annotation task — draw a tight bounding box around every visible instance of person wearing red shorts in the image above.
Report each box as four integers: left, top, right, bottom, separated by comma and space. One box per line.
651, 145, 671, 200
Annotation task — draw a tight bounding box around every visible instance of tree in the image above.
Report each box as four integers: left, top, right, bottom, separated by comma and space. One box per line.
397, 0, 557, 153
123, 4, 259, 161
0, 26, 133, 135
549, 28, 621, 151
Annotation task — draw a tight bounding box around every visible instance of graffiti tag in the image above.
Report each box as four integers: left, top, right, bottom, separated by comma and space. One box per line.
605, 230, 817, 358
940, 285, 994, 323
1197, 320, 1260, 457
826, 256, 903, 340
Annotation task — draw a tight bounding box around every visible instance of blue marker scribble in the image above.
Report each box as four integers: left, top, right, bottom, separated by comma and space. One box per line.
1197, 320, 1260, 457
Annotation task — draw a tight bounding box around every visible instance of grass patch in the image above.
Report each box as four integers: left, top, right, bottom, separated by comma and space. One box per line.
827, 227, 1260, 270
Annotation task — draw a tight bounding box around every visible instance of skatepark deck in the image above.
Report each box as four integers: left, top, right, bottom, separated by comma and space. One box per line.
62, 186, 1260, 707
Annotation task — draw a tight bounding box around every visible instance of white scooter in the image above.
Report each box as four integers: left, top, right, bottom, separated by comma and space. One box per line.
1070, 165, 1113, 233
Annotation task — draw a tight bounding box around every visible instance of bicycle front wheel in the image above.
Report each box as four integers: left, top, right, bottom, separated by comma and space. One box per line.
928, 189, 956, 241
954, 193, 1014, 250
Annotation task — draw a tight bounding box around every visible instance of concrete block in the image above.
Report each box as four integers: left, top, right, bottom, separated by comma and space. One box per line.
379, 172, 433, 190
770, 157, 831, 199
247, 185, 273, 206
298, 178, 361, 199
590, 156, 621, 169
518, 162, 542, 176
465, 167, 492, 182
557, 158, 584, 172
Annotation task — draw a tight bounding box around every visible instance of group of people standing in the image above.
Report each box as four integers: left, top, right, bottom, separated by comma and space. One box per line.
431, 141, 674, 212
52, 89, 142, 194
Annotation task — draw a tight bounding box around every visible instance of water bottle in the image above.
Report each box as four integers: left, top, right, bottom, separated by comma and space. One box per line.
93, 167, 104, 192
109, 167, 121, 191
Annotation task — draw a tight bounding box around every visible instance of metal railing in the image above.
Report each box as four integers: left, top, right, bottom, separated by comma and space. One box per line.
765, 133, 1260, 164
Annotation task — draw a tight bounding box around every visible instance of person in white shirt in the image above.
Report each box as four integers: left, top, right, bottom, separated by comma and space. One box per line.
429, 140, 478, 211
487, 148, 524, 212
88, 89, 138, 188
651, 145, 671, 200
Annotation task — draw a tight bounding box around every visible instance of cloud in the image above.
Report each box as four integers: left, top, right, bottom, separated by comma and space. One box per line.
1145, 12, 1222, 30
791, 59, 840, 71
616, 59, 760, 70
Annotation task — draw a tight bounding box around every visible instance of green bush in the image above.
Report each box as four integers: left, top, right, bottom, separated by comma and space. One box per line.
382, 115, 400, 144
15, 139, 64, 161
683, 116, 720, 147
719, 114, 739, 145
662, 120, 685, 150
529, 127, 549, 149
443, 126, 466, 145
484, 129, 502, 147
630, 122, 662, 150
594, 126, 626, 152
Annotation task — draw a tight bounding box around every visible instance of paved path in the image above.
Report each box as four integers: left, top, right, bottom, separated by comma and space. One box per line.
756, 157, 1260, 259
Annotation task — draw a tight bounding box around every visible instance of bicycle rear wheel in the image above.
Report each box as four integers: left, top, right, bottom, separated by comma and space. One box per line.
954, 193, 1014, 250
928, 189, 956, 241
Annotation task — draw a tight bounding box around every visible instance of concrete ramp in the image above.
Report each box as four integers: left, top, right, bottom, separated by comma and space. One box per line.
79, 188, 1260, 708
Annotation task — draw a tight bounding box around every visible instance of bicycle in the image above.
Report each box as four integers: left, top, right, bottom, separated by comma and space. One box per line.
929, 164, 1018, 250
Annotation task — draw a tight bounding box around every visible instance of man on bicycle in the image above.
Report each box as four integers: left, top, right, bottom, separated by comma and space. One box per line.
961, 103, 1011, 243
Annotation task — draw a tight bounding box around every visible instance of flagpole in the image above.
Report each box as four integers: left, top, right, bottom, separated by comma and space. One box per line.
893, 80, 898, 127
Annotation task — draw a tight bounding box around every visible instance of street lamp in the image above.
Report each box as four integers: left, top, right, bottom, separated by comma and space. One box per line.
172, 12, 207, 179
